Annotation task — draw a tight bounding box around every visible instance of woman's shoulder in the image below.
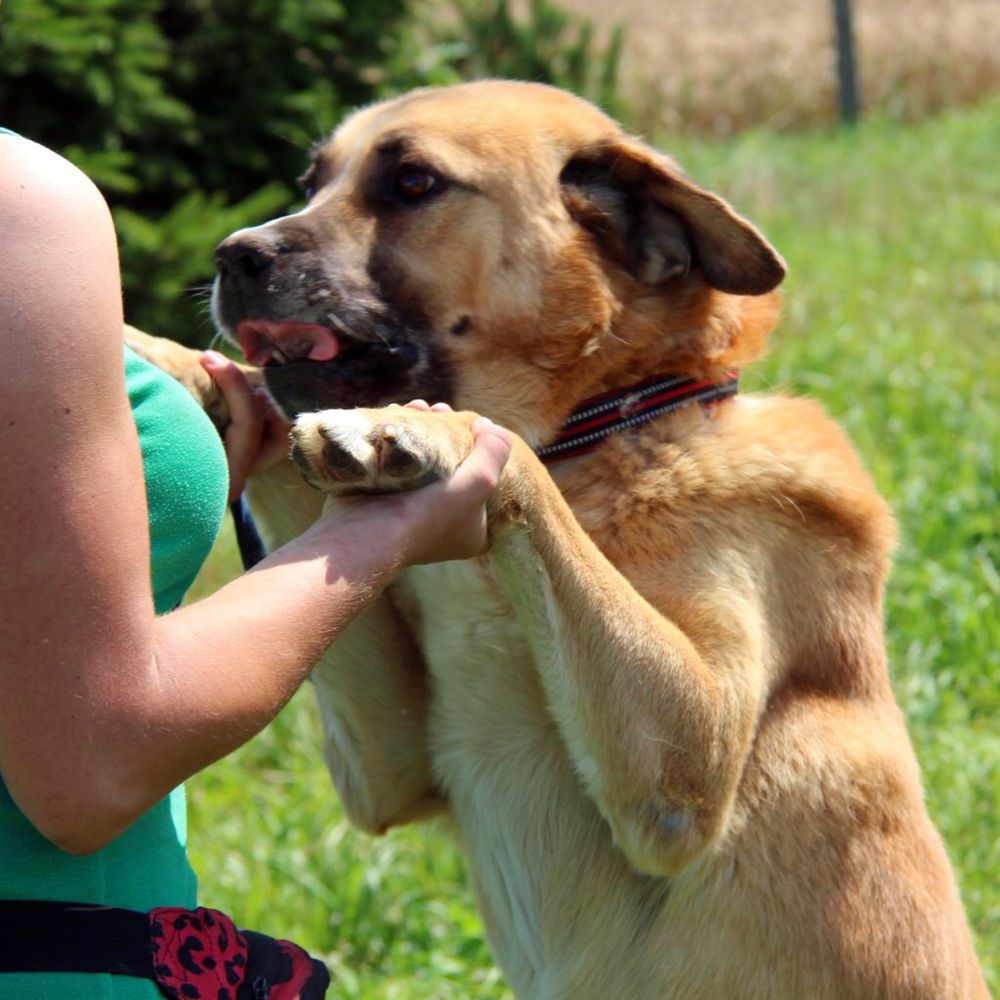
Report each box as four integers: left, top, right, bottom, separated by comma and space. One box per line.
1, 134, 123, 379
1, 133, 115, 259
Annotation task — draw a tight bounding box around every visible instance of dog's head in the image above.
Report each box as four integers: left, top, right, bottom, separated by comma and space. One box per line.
212, 81, 785, 444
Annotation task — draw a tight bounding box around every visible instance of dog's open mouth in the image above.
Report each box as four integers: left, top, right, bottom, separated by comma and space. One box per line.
237, 319, 347, 368
232, 313, 440, 418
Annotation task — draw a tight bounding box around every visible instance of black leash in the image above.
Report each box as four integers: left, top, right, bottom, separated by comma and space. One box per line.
230, 494, 268, 570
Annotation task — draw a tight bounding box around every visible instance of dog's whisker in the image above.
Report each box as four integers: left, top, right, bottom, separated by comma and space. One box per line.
371, 327, 394, 350
324, 311, 355, 339
184, 283, 215, 304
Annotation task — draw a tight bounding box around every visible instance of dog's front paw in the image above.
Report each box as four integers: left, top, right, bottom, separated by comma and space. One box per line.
291, 406, 475, 494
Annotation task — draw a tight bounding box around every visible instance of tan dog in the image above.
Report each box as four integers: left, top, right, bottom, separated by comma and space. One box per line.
154, 81, 988, 997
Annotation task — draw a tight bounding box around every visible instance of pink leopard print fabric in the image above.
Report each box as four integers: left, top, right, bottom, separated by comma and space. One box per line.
149, 906, 329, 999
150, 907, 246, 999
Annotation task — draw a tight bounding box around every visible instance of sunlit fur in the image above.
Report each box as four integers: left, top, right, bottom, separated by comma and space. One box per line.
132, 81, 987, 999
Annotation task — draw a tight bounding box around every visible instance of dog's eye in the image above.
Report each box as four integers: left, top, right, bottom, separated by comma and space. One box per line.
396, 169, 437, 200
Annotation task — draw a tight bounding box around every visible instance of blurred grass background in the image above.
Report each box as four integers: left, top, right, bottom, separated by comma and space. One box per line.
187, 97, 1000, 995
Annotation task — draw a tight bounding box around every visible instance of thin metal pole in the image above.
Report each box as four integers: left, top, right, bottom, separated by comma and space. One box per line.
832, 0, 860, 124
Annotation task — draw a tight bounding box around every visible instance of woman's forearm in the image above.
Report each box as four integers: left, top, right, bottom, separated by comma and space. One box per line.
46, 501, 414, 855
30, 422, 504, 856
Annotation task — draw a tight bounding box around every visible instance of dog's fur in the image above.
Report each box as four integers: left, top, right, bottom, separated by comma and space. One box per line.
137, 81, 987, 998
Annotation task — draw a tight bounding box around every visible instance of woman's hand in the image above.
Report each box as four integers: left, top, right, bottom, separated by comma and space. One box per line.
398, 412, 513, 566
200, 350, 292, 501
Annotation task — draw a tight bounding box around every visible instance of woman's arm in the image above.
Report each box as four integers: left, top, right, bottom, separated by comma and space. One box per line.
0, 135, 510, 855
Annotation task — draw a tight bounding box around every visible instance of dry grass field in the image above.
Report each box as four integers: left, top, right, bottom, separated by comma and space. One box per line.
562, 0, 1000, 134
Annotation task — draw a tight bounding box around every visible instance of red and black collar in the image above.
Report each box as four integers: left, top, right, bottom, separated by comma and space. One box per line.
535, 371, 738, 465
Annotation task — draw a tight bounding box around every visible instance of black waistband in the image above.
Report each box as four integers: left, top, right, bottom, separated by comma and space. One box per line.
0, 899, 153, 977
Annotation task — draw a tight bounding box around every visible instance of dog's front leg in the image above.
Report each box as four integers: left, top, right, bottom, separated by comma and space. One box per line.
488, 439, 766, 877
247, 463, 445, 837
310, 592, 446, 834
291, 406, 766, 876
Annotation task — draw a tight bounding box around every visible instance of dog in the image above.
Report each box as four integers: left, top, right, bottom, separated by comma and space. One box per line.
139, 80, 988, 998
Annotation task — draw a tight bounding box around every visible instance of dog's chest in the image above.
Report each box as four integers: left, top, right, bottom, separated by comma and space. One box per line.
392, 558, 548, 764
391, 560, 671, 995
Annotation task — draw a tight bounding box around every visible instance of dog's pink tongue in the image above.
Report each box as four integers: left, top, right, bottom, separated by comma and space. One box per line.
237, 319, 340, 366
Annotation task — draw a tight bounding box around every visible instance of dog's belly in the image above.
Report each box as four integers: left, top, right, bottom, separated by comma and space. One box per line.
397, 562, 677, 998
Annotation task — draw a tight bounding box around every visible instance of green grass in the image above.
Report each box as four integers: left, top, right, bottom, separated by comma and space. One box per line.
185, 98, 1000, 995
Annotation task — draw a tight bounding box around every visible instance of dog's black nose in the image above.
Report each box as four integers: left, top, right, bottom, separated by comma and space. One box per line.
215, 232, 278, 280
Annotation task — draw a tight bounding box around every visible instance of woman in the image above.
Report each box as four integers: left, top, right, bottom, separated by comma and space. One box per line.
0, 130, 511, 998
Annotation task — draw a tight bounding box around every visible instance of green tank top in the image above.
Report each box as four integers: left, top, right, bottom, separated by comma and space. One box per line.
0, 346, 229, 998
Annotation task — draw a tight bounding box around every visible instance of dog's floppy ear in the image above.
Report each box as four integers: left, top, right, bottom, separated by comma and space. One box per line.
560, 138, 786, 295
